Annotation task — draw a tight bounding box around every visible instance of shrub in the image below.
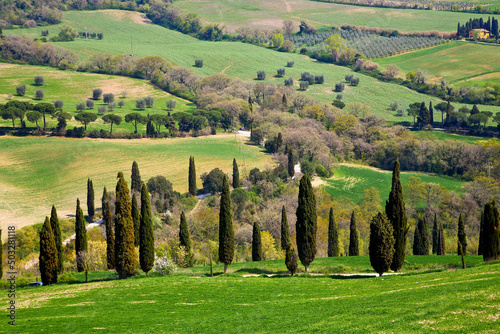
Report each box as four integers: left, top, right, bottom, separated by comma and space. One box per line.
93, 88, 103, 100
350, 77, 360, 86
277, 68, 285, 77
334, 82, 345, 92
286, 61, 294, 67
35, 89, 44, 100
121, 91, 127, 98
336, 94, 343, 100
166, 100, 177, 110
152, 255, 177, 275
58, 272, 77, 282
284, 77, 294, 87
345, 74, 353, 82
16, 85, 26, 96
257, 71, 266, 80
315, 165, 330, 177
108, 102, 116, 110
98, 106, 108, 114
144, 96, 155, 107
396, 109, 405, 117
136, 99, 146, 110
300, 48, 308, 54
34, 75, 45, 86
301, 72, 314, 85
355, 58, 364, 71
195, 59, 203, 68
362, 62, 379, 71
103, 93, 115, 104
54, 100, 64, 110
280, 40, 294, 52
76, 102, 86, 111
299, 81, 309, 91
332, 100, 345, 109
315, 75, 324, 84
390, 102, 398, 111
118, 100, 125, 108
23, 20, 37, 28
86, 99, 94, 109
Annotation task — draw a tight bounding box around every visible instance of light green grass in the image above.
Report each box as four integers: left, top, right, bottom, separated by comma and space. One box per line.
411, 130, 499, 144
0, 135, 271, 231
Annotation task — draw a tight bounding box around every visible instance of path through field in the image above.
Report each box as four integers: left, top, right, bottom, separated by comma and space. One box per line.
283, 0, 292, 13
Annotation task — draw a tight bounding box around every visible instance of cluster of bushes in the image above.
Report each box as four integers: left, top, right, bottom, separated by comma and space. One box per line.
78, 32, 104, 40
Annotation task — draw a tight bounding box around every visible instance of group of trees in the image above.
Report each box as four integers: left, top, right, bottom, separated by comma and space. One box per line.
457, 16, 499, 39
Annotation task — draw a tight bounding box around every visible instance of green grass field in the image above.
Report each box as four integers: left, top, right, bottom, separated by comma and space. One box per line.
411, 130, 499, 144
2, 257, 498, 333
0, 135, 271, 231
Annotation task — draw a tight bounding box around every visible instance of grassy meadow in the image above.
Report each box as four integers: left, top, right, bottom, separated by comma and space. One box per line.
0, 135, 272, 231
411, 130, 499, 144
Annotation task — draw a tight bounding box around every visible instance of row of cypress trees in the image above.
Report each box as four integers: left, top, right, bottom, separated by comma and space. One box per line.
38, 206, 64, 285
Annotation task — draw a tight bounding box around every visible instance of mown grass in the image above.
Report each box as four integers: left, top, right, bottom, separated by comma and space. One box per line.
0, 135, 272, 231
411, 130, 499, 144
2, 258, 498, 333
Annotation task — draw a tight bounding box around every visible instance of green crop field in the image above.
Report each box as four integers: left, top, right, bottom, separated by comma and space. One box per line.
322, 164, 466, 205
0, 135, 271, 231
2, 257, 498, 333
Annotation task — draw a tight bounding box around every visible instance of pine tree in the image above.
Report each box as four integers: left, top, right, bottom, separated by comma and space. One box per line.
75, 198, 87, 272
413, 217, 429, 255
131, 161, 142, 193
285, 242, 298, 275
50, 206, 64, 273
482, 201, 500, 262
188, 156, 197, 196
437, 223, 446, 255
369, 213, 395, 276
296, 174, 317, 271
132, 194, 141, 247
105, 200, 115, 270
280, 206, 291, 250
252, 221, 263, 261
140, 184, 154, 274
232, 158, 240, 189
39, 217, 58, 285
432, 213, 438, 254
287, 147, 294, 178
219, 175, 234, 273
385, 159, 408, 271
102, 186, 108, 220
87, 178, 95, 220
327, 207, 339, 257
457, 213, 467, 256
179, 211, 191, 251
114, 172, 137, 279
349, 211, 359, 256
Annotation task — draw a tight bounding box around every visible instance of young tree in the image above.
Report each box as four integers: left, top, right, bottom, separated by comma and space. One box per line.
50, 206, 64, 273
327, 207, 339, 257
93, 88, 103, 100
385, 159, 408, 271
188, 156, 197, 196
179, 211, 191, 252
432, 213, 439, 254
130, 161, 142, 194
287, 147, 294, 178
39, 217, 58, 285
349, 211, 359, 256
232, 158, 240, 189
481, 201, 500, 262
125, 113, 147, 134
413, 217, 429, 255
369, 213, 395, 276
296, 174, 317, 271
74, 112, 97, 131
75, 199, 87, 272
252, 221, 263, 261
437, 223, 446, 256
104, 201, 115, 270
457, 213, 467, 256
140, 184, 154, 274
132, 194, 141, 247
280, 206, 291, 250
285, 242, 298, 275
87, 178, 95, 220
219, 175, 234, 273
114, 172, 137, 279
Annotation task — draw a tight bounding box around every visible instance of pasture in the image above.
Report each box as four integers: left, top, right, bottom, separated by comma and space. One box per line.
0, 135, 272, 231
411, 130, 499, 144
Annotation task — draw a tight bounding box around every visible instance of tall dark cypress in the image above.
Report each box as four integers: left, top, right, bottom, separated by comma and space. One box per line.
285, 242, 298, 275
39, 217, 58, 285
385, 159, 408, 271
179, 211, 191, 251
232, 158, 240, 189
296, 174, 317, 271
75, 198, 87, 272
114, 172, 137, 279
437, 223, 446, 255
131, 161, 142, 193
188, 156, 197, 196
287, 147, 294, 178
276, 132, 283, 151
369, 212, 395, 276
87, 178, 95, 220
327, 207, 339, 257
432, 213, 438, 254
132, 194, 141, 247
105, 200, 115, 270
102, 186, 108, 220
252, 221, 263, 261
280, 206, 291, 250
478, 211, 484, 255
349, 211, 359, 256
50, 206, 64, 273
413, 217, 429, 255
429, 101, 434, 125
140, 184, 154, 274
457, 213, 467, 256
219, 175, 234, 273
481, 201, 500, 262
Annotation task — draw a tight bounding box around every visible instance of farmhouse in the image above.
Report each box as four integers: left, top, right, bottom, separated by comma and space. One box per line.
469, 28, 490, 39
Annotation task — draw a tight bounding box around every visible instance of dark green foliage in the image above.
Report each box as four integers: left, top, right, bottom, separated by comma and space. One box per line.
457, 214, 467, 256
202, 168, 225, 194
179, 211, 191, 251
349, 211, 359, 256
0, 230, 2, 279
369, 213, 395, 276
102, 187, 108, 220
75, 198, 87, 273
478, 211, 484, 256
252, 222, 263, 262
429, 101, 434, 125
432, 214, 439, 254
189, 156, 197, 196
285, 242, 298, 275
296, 174, 317, 271
105, 201, 115, 270
114, 172, 137, 279
385, 159, 408, 271
219, 175, 234, 273
131, 161, 142, 193
418, 101, 431, 126
87, 178, 95, 220
327, 207, 339, 257
413, 217, 430, 255
437, 223, 446, 255
287, 147, 294, 178
481, 201, 500, 262
280, 206, 291, 251
140, 184, 154, 274
132, 194, 141, 247
232, 158, 240, 189
39, 217, 58, 285
50, 206, 64, 273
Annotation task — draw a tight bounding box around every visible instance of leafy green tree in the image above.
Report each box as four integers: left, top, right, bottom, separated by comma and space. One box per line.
413, 217, 429, 255
33, 102, 55, 130
75, 198, 87, 272
131, 161, 142, 193
26, 111, 42, 130
457, 214, 467, 256
179, 211, 191, 251
325, 34, 346, 62
140, 184, 154, 274
437, 223, 446, 255
125, 113, 147, 134
39, 217, 58, 285
1, 108, 18, 128
369, 213, 395, 276
102, 114, 122, 134
202, 168, 225, 193
232, 158, 240, 189
219, 175, 234, 273
327, 207, 339, 257
418, 102, 431, 126
50, 206, 64, 273
285, 242, 298, 275
272, 33, 284, 48
74, 112, 97, 131
481, 201, 500, 262
87, 178, 95, 220
296, 174, 317, 271
132, 194, 141, 247
349, 211, 359, 256
189, 156, 197, 196
432, 214, 438, 254
105, 200, 115, 270
280, 206, 291, 250
252, 221, 263, 261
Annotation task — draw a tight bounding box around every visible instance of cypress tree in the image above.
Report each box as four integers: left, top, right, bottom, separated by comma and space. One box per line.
285, 242, 298, 275
219, 175, 234, 273
232, 158, 240, 189
349, 211, 359, 256
478, 210, 484, 255
188, 156, 197, 196
39, 217, 58, 285
114, 172, 137, 279
87, 178, 95, 220
429, 101, 434, 125
437, 223, 446, 255
131, 161, 142, 193
280, 206, 291, 250
385, 159, 408, 271
132, 194, 141, 247
413, 217, 429, 255
327, 207, 339, 257
276, 132, 283, 151
102, 186, 108, 220
369, 212, 395, 276
252, 221, 263, 261
482, 201, 500, 262
296, 174, 317, 271
75, 198, 87, 272
287, 147, 294, 178
179, 211, 191, 251
432, 213, 438, 254
50, 206, 64, 273
105, 200, 115, 270
140, 184, 154, 274
457, 213, 467, 256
